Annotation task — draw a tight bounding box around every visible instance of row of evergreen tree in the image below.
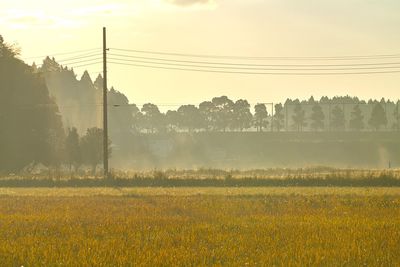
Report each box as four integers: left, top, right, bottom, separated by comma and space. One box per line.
0, 36, 110, 172
1, 36, 64, 172
38, 54, 399, 134
128, 96, 399, 133
2, 34, 399, 172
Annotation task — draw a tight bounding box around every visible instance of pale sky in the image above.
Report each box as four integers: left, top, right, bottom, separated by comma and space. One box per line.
2, 0, 400, 110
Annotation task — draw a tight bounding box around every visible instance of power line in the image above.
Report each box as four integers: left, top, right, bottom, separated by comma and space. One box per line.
37, 57, 103, 68
110, 47, 400, 61
22, 48, 101, 60
34, 52, 102, 64
108, 57, 400, 71
55, 52, 103, 63
108, 53, 400, 68
108, 61, 400, 75
58, 61, 103, 69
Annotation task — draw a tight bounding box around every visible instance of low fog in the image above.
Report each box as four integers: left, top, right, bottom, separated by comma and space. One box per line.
1, 38, 399, 175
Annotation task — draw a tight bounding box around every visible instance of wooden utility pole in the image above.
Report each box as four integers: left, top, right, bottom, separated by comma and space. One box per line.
103, 27, 109, 178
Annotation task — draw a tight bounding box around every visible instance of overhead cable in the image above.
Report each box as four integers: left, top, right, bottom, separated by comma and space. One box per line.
22, 48, 101, 60
108, 57, 400, 71
108, 53, 400, 67
108, 61, 400, 75
110, 48, 400, 61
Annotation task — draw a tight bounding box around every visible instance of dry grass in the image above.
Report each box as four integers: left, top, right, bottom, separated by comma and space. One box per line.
4, 167, 400, 180
2, 168, 400, 188
0, 188, 399, 266
1, 186, 400, 197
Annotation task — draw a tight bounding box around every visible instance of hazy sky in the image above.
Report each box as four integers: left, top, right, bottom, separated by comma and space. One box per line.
2, 0, 400, 109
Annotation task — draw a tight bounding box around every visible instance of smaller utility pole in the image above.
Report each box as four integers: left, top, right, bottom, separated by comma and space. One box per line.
102, 27, 109, 179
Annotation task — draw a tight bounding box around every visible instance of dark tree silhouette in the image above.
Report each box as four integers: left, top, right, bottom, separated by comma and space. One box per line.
108, 86, 133, 134
199, 101, 216, 131
310, 104, 325, 131
141, 103, 163, 133
292, 102, 307, 132
0, 36, 65, 172
65, 127, 81, 171
273, 103, 284, 132
130, 103, 142, 133
177, 105, 201, 132
166, 110, 180, 132
0, 35, 19, 58
369, 103, 387, 130
393, 102, 400, 131
254, 104, 269, 132
330, 105, 345, 131
349, 105, 364, 131
212, 96, 234, 132
232, 99, 252, 131
81, 127, 111, 174
40, 62, 134, 163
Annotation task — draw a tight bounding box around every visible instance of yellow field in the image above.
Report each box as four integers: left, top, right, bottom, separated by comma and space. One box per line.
0, 188, 399, 266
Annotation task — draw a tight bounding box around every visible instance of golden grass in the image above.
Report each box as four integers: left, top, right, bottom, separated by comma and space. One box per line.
0, 189, 399, 266
3, 167, 400, 181
1, 186, 400, 197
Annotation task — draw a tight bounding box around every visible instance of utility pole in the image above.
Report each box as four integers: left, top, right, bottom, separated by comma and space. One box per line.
103, 27, 109, 179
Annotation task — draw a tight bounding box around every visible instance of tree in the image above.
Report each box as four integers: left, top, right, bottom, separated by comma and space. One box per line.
330, 105, 345, 131
130, 104, 142, 133
369, 103, 387, 130
254, 104, 269, 132
292, 103, 306, 131
165, 110, 180, 132
0, 35, 65, 172
199, 101, 216, 131
141, 103, 163, 133
211, 96, 234, 131
393, 102, 400, 131
232, 99, 253, 131
177, 105, 201, 132
273, 103, 284, 132
309, 104, 325, 131
349, 105, 364, 131
107, 87, 133, 134
80, 127, 111, 174
65, 127, 81, 171
0, 35, 20, 58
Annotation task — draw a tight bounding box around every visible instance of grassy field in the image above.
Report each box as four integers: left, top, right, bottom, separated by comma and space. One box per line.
1, 168, 400, 187
0, 188, 399, 266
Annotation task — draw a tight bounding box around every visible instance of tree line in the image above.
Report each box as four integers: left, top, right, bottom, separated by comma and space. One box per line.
36, 54, 399, 135
1, 34, 399, 173
129, 96, 399, 133
0, 36, 110, 173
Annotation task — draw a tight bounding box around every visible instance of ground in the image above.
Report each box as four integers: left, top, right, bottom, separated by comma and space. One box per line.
0, 187, 399, 266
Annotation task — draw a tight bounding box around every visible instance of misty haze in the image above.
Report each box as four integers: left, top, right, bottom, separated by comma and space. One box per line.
1, 0, 400, 266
